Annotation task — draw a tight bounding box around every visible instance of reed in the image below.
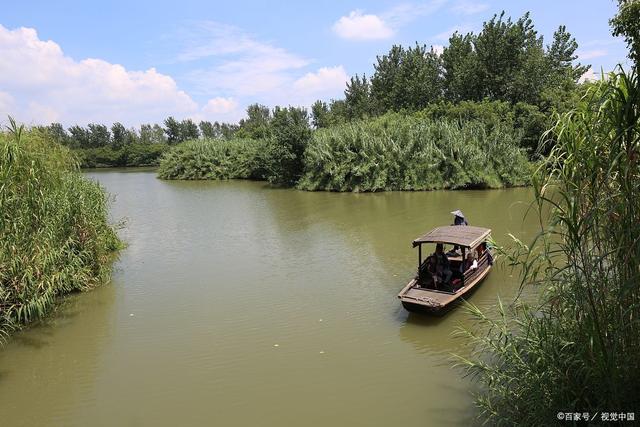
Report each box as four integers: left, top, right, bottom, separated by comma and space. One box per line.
298, 113, 531, 192
0, 119, 122, 341
157, 138, 267, 180
455, 69, 640, 424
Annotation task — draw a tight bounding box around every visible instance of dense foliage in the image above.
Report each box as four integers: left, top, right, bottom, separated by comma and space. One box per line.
458, 68, 640, 426
41, 118, 239, 168
299, 114, 530, 192
0, 120, 121, 341
157, 138, 266, 180
76, 143, 169, 168
333, 12, 585, 123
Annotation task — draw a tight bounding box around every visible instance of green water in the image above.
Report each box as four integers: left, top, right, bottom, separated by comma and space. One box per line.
0, 170, 538, 426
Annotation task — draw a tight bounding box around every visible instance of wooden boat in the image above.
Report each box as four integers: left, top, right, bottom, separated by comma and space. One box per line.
397, 225, 493, 314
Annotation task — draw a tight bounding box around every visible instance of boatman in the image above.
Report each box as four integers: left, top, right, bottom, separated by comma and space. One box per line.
451, 210, 468, 226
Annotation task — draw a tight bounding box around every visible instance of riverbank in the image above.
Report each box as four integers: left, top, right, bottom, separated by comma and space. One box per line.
0, 122, 122, 340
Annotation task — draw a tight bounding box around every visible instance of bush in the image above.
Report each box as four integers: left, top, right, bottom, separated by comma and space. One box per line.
298, 113, 531, 192
157, 138, 267, 180
0, 120, 122, 340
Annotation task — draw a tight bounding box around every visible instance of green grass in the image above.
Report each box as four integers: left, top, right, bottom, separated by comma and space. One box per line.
0, 119, 122, 342
298, 113, 531, 192
455, 69, 640, 425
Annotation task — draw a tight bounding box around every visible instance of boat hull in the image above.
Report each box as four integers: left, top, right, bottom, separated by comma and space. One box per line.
398, 264, 491, 315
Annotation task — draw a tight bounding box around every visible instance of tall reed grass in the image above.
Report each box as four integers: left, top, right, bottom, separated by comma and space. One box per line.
157, 138, 266, 180
455, 69, 640, 424
298, 114, 531, 192
0, 119, 121, 341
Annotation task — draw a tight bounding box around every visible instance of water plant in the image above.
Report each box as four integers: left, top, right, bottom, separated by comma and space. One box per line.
157, 138, 267, 180
299, 113, 531, 192
455, 69, 640, 425
0, 118, 122, 341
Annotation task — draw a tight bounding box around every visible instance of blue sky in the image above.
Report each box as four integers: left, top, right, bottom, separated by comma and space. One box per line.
0, 0, 629, 127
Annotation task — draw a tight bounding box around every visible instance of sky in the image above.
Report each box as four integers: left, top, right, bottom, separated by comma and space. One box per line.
0, 0, 630, 127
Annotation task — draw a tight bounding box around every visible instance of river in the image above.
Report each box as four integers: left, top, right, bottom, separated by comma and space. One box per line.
0, 169, 538, 426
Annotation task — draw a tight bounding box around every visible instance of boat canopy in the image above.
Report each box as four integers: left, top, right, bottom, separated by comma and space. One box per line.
412, 225, 491, 248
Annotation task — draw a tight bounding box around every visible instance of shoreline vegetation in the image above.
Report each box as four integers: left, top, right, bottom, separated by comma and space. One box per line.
40, 11, 586, 192
455, 1, 640, 424
0, 120, 122, 342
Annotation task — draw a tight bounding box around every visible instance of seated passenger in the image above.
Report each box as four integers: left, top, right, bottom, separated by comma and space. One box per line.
462, 252, 478, 272
433, 243, 452, 284
425, 256, 439, 287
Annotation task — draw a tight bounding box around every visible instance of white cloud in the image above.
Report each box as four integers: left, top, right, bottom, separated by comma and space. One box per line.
179, 22, 347, 109
0, 22, 350, 127
578, 49, 607, 60
432, 44, 445, 56
179, 21, 311, 98
451, 1, 489, 15
202, 97, 238, 114
293, 66, 349, 95
333, 1, 447, 41
0, 25, 201, 126
579, 69, 600, 83
332, 10, 394, 41
199, 97, 243, 122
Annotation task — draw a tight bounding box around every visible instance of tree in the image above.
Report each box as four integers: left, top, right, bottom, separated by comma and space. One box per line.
344, 74, 373, 119
239, 104, 272, 139
199, 121, 215, 139
180, 119, 200, 141
88, 123, 111, 148
46, 123, 69, 146
370, 45, 404, 113
397, 44, 443, 109
164, 117, 182, 145
443, 32, 481, 102
311, 100, 330, 128
263, 106, 311, 186
547, 25, 589, 81
111, 122, 127, 149
610, 0, 640, 69
68, 125, 90, 149
369, 43, 443, 113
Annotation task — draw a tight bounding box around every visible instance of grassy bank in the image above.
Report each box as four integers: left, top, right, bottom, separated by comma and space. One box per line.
456, 70, 640, 424
0, 120, 122, 341
299, 115, 531, 191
